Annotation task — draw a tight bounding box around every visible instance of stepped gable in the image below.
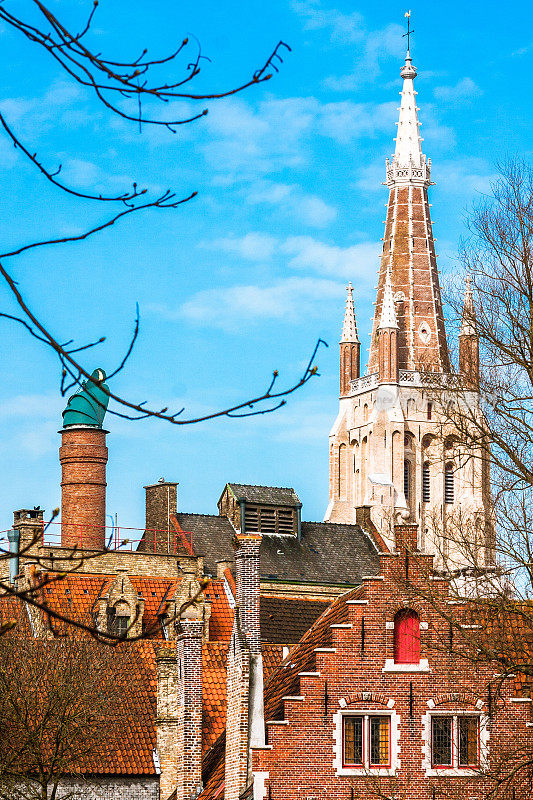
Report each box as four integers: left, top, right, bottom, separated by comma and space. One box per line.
260, 596, 330, 643
226, 483, 301, 507
177, 512, 380, 585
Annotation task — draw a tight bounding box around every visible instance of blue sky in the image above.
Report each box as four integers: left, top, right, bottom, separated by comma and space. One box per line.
0, 0, 531, 535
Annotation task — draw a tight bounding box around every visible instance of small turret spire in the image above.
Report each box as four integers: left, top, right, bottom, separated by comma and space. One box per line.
460, 275, 477, 336
340, 282, 359, 343
378, 268, 398, 330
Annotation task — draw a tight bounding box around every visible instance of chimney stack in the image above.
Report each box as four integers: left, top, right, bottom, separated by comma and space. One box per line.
59, 368, 110, 550
225, 533, 264, 800
59, 427, 108, 549
143, 480, 178, 552
156, 607, 204, 800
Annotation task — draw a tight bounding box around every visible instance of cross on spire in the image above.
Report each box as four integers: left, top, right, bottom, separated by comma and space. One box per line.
403, 10, 414, 52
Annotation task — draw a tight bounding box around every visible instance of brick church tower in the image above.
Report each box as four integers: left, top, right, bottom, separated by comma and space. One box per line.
325, 49, 492, 569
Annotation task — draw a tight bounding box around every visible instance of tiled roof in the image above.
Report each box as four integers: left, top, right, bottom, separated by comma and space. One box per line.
202, 642, 284, 757
22, 572, 233, 642
204, 580, 234, 641
177, 513, 380, 585
260, 596, 330, 644
263, 586, 363, 723
226, 484, 301, 507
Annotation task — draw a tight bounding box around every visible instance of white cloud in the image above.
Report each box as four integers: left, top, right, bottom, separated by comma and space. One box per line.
205, 232, 278, 261
0, 394, 62, 420
247, 181, 337, 227
282, 236, 380, 282
323, 23, 405, 91
433, 78, 483, 103
291, 1, 364, 44
435, 157, 496, 195
152, 277, 343, 331
202, 96, 399, 184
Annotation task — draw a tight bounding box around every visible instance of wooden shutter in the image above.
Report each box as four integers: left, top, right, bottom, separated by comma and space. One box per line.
393, 609, 421, 664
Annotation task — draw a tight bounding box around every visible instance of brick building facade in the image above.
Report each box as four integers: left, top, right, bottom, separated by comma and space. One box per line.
1, 43, 531, 800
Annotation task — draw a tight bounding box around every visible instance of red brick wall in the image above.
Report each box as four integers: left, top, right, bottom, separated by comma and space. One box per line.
59, 427, 108, 550
252, 553, 532, 799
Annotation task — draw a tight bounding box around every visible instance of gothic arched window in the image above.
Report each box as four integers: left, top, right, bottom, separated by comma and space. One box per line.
445, 463, 454, 504
404, 460, 412, 502
393, 609, 420, 664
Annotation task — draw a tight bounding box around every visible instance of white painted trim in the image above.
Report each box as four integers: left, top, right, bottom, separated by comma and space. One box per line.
346, 599, 369, 605
253, 771, 269, 800
314, 647, 337, 653
282, 695, 305, 701
382, 659, 430, 673
510, 697, 532, 703
421, 710, 489, 777
331, 623, 352, 629
333, 709, 400, 777
299, 671, 320, 677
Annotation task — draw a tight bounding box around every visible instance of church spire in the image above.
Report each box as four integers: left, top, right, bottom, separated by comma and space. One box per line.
378, 268, 399, 384
339, 283, 360, 396
340, 282, 359, 343
378, 268, 398, 330
367, 43, 450, 376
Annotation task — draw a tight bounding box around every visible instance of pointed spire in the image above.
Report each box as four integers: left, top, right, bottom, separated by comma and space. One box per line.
378, 268, 398, 330
385, 47, 431, 188
460, 276, 477, 336
340, 282, 359, 343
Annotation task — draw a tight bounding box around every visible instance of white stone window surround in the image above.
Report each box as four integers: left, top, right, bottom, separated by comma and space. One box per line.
333, 708, 400, 777
382, 658, 431, 674
421, 709, 489, 777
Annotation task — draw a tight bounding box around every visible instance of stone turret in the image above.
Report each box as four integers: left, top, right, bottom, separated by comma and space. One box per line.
340, 282, 361, 396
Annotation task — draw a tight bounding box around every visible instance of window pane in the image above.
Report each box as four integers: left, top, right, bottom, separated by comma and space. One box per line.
369, 716, 389, 766
432, 717, 452, 766
458, 717, 479, 766
344, 716, 363, 765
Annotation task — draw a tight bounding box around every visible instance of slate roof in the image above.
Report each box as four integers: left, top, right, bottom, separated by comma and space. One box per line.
176, 513, 380, 586
225, 484, 301, 507
260, 596, 330, 643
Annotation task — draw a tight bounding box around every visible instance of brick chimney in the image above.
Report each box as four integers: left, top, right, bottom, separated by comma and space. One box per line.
9, 508, 45, 584
143, 480, 178, 552
156, 607, 203, 800
225, 533, 264, 800
59, 426, 108, 550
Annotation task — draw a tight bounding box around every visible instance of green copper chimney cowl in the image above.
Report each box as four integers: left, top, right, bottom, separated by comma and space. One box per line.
62, 369, 110, 428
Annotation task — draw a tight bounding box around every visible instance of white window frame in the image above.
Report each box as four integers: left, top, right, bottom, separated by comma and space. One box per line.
333, 709, 400, 776
422, 710, 489, 776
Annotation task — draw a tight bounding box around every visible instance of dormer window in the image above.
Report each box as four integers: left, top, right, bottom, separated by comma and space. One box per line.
393, 609, 420, 664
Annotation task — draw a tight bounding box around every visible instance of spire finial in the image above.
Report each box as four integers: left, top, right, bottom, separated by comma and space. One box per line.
378, 268, 398, 330
340, 282, 359, 343
403, 10, 414, 54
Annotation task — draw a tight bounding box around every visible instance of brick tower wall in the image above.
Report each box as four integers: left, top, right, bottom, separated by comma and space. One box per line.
59, 426, 108, 550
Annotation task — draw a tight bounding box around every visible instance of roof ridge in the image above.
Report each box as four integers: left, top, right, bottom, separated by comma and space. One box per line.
229, 482, 297, 491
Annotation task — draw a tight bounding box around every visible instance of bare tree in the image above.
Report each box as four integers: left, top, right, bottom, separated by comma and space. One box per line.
0, 633, 126, 800
392, 160, 533, 797
0, 1, 323, 425
0, 2, 326, 636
